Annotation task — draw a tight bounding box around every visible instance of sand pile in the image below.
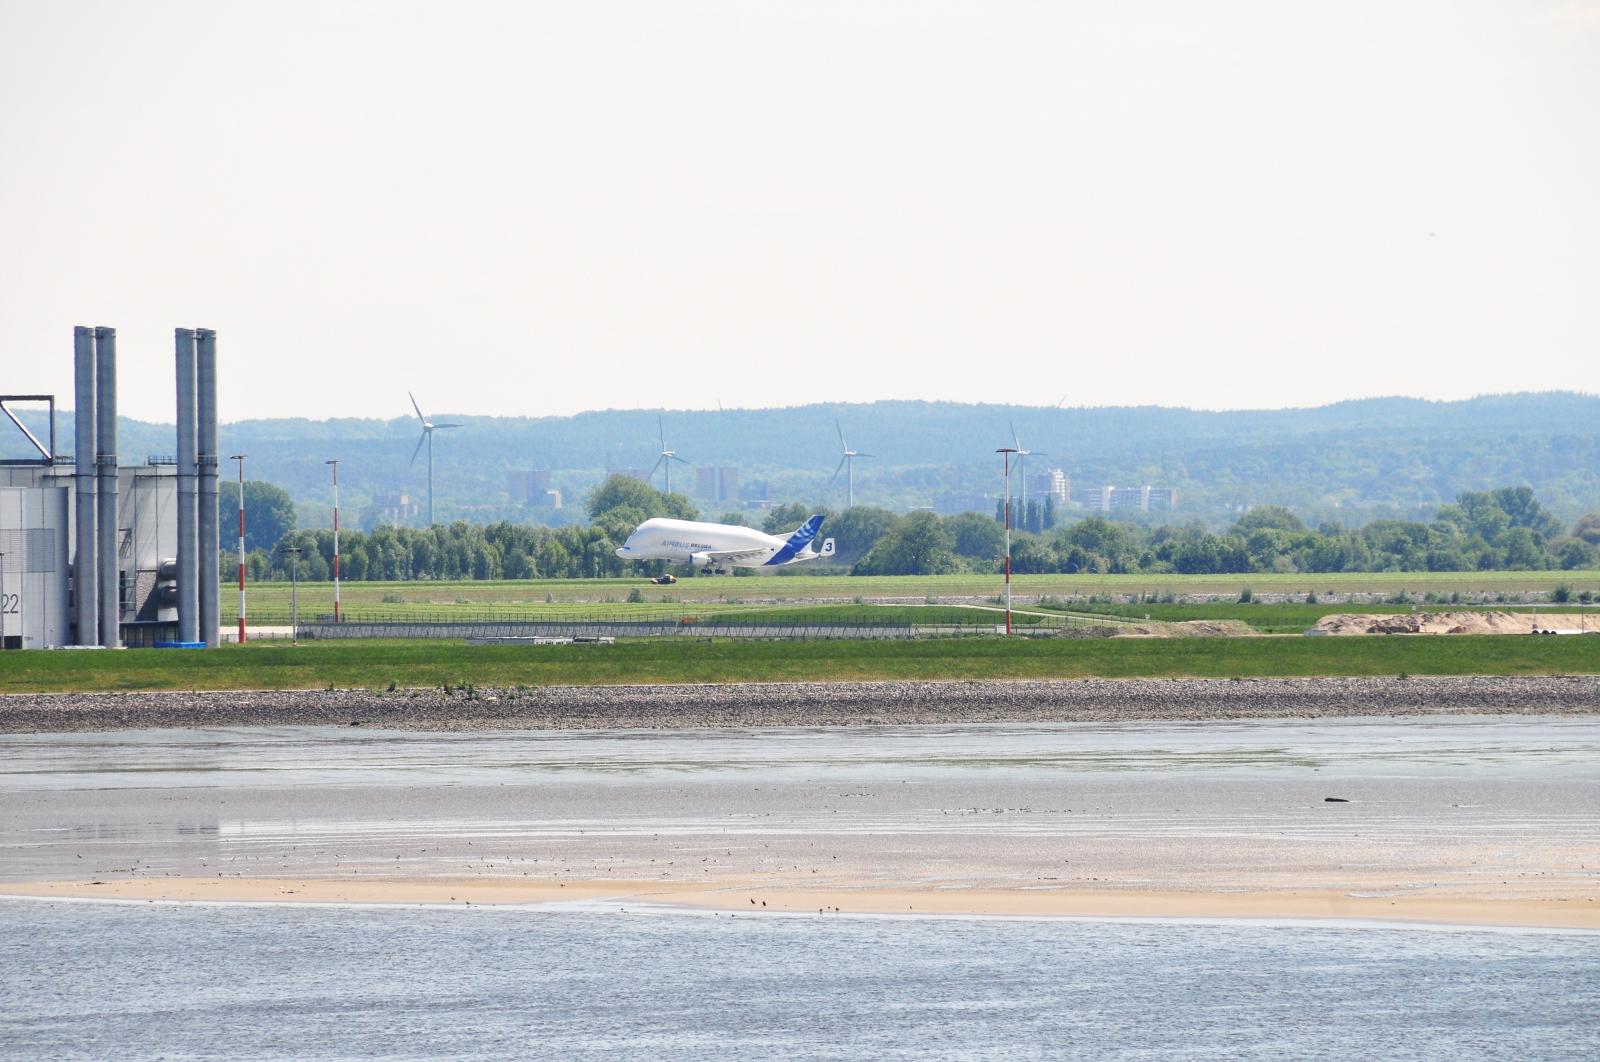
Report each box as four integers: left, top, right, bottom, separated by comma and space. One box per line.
1313, 611, 1596, 635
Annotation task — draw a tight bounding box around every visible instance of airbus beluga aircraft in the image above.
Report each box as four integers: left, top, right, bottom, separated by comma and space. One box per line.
616, 515, 835, 575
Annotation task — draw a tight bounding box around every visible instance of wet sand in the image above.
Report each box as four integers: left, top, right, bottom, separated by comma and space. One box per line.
4, 719, 1596, 928
6, 877, 1598, 929
4, 674, 1599, 733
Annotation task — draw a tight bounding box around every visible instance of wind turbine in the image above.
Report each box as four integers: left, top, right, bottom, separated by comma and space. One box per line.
409, 391, 460, 525
649, 416, 689, 494
827, 420, 872, 508
1010, 421, 1047, 518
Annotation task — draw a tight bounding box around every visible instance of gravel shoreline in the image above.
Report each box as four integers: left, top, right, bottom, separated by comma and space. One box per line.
2, 675, 1597, 733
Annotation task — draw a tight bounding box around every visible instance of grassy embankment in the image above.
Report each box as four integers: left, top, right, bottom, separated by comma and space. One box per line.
3, 636, 1597, 694
222, 570, 1600, 624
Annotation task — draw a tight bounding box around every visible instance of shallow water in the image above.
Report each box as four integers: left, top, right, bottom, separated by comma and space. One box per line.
3, 900, 1597, 1060
4, 718, 1597, 893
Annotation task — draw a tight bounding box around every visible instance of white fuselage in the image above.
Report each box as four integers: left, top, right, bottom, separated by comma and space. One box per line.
616, 518, 822, 569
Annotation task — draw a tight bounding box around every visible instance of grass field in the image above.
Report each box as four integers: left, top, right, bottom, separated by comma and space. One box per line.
222, 570, 1600, 625
3, 635, 1596, 693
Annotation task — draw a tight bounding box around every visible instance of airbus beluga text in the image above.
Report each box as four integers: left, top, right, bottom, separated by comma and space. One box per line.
616, 516, 836, 574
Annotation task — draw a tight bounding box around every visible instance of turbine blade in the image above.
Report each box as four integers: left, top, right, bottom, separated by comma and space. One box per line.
669, 453, 690, 464
409, 391, 426, 424
658, 415, 666, 451
836, 419, 847, 451
855, 452, 874, 458
1010, 420, 1020, 451
650, 455, 667, 476
827, 456, 847, 487
433, 422, 462, 429
410, 431, 427, 465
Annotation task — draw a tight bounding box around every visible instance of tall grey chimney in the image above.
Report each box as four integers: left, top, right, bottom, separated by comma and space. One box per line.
94, 326, 120, 648
175, 328, 199, 643
73, 326, 98, 645
196, 329, 220, 647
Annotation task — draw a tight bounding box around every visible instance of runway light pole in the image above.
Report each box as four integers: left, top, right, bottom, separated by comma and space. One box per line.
997, 444, 1019, 636
231, 454, 247, 644
326, 459, 341, 623
280, 545, 302, 646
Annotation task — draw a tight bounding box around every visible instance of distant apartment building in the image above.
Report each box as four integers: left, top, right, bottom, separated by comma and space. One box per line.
1072, 485, 1178, 513
1144, 487, 1178, 512
935, 491, 994, 515
508, 469, 561, 507
1025, 468, 1070, 505
696, 467, 739, 503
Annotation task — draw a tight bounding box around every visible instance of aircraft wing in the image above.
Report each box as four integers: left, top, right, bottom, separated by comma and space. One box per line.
702, 547, 773, 565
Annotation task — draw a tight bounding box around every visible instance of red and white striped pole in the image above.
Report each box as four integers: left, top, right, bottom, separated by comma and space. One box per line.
997, 444, 1018, 636
231, 454, 247, 644
326, 459, 340, 623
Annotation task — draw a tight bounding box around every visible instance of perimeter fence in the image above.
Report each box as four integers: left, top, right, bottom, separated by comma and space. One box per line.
266, 608, 1098, 642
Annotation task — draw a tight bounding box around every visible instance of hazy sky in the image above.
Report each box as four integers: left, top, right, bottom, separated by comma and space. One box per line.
1, 1, 1596, 423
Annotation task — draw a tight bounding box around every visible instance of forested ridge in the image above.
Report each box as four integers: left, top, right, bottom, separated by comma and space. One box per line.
23, 392, 1599, 524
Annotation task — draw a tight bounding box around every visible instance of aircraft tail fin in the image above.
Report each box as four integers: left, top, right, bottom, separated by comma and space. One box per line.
785, 514, 825, 551
766, 515, 826, 565
819, 537, 835, 558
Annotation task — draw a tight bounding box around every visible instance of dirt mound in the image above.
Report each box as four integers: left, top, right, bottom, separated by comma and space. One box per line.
1169, 620, 1256, 638
1313, 612, 1595, 636
1109, 620, 1255, 638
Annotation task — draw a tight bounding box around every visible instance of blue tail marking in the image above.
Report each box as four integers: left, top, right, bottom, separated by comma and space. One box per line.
765, 514, 825, 566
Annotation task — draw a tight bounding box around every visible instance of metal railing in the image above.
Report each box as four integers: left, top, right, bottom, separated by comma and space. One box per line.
255, 608, 1095, 642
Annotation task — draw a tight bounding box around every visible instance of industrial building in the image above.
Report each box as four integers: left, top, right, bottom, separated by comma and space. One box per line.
0, 326, 221, 650
364, 493, 421, 527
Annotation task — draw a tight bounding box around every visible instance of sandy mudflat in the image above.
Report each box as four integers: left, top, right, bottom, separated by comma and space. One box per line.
6, 717, 1596, 931
3, 674, 1599, 733
6, 877, 1597, 929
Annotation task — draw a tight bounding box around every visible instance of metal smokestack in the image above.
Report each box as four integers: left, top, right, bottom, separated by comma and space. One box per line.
73, 326, 98, 644
175, 328, 198, 644
94, 326, 119, 648
196, 329, 220, 647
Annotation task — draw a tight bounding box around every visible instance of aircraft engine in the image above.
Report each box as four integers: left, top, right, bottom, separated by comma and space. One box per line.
690, 552, 713, 569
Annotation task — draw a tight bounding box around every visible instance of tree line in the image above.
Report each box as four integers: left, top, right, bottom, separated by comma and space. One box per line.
234, 477, 1600, 582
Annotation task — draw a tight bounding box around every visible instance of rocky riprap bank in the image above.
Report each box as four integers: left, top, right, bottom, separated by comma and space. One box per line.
2, 675, 1597, 733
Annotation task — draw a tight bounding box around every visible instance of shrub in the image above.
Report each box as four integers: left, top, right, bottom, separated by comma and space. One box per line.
1551, 584, 1572, 604
1237, 587, 1254, 604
